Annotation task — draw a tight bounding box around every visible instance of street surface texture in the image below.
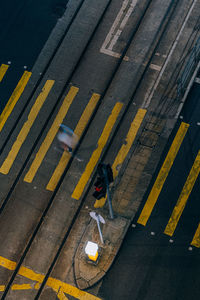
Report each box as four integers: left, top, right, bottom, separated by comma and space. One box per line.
0, 0, 199, 299
0, 0, 69, 113
98, 81, 200, 300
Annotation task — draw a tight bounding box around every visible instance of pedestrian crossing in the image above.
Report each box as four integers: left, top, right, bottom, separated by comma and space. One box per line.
0, 63, 200, 248
46, 91, 101, 191
24, 85, 79, 184
137, 122, 189, 226
0, 63, 143, 197
71, 102, 123, 200
0, 79, 54, 174
94, 107, 147, 208
137, 121, 200, 248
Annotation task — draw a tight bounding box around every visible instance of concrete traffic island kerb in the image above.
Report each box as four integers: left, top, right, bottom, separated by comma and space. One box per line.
74, 214, 129, 290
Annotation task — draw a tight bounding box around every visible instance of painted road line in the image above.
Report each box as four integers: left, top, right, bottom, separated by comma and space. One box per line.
94, 108, 147, 208
0, 64, 9, 82
11, 284, 33, 290
46, 92, 101, 191
137, 122, 189, 226
0, 255, 16, 270
149, 64, 161, 71
0, 71, 32, 132
191, 223, 200, 248
24, 86, 79, 183
0, 284, 35, 292
47, 277, 100, 300
100, 0, 137, 58
72, 102, 123, 200
164, 150, 200, 236
57, 288, 69, 300
0, 80, 54, 175
0, 256, 100, 299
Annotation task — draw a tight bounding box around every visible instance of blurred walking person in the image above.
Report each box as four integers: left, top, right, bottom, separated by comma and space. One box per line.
57, 124, 78, 153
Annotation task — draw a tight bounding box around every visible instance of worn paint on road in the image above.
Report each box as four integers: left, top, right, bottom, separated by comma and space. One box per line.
94, 108, 146, 208
0, 70, 32, 132
72, 102, 123, 200
164, 150, 200, 236
0, 255, 101, 299
46, 92, 101, 191
0, 64, 9, 82
24, 86, 79, 183
0, 80, 54, 174
137, 122, 189, 226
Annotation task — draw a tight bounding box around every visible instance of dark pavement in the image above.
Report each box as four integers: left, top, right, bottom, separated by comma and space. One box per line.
0, 0, 68, 113
98, 79, 200, 300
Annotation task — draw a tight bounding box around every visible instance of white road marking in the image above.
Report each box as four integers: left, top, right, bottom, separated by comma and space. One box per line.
142, 0, 198, 109
100, 0, 138, 58
195, 77, 200, 84
150, 64, 162, 71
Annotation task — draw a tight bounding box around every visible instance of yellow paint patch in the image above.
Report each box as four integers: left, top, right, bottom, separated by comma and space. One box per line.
57, 288, 69, 300
46, 92, 101, 191
47, 277, 100, 300
164, 150, 200, 236
0, 255, 16, 270
24, 86, 79, 183
72, 102, 123, 200
18, 266, 45, 283
0, 80, 55, 175
0, 285, 5, 292
0, 255, 101, 298
0, 64, 9, 82
137, 122, 189, 226
11, 284, 32, 290
0, 70, 32, 132
191, 223, 200, 248
94, 108, 147, 208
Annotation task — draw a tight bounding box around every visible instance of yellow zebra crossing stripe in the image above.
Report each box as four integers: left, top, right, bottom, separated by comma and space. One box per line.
72, 102, 123, 200
0, 284, 33, 292
0, 64, 9, 82
12, 284, 33, 290
191, 223, 200, 248
0, 255, 100, 299
46, 92, 101, 191
0, 80, 54, 174
94, 108, 147, 208
137, 122, 189, 226
164, 150, 200, 236
24, 86, 79, 183
57, 288, 69, 300
0, 70, 32, 132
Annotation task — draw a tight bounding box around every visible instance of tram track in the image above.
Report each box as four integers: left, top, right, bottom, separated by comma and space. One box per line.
0, 0, 85, 156
0, 0, 155, 297
0, 0, 198, 298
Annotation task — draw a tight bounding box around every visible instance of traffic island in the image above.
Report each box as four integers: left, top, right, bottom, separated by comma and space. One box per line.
74, 215, 129, 290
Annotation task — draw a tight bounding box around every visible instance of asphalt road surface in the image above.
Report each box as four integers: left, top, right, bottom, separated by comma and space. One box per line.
98, 79, 200, 300
0, 0, 68, 112
0, 0, 199, 299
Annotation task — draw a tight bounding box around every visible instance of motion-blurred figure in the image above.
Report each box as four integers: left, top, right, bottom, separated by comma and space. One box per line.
57, 124, 78, 153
